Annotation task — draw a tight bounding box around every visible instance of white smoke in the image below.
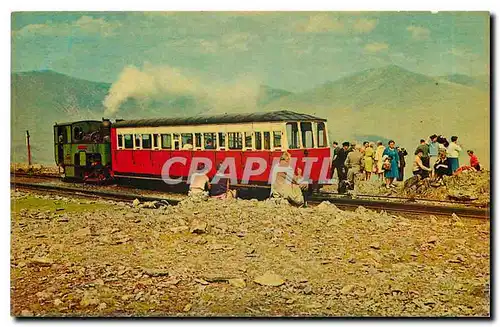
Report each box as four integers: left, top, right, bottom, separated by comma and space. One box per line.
103, 64, 261, 116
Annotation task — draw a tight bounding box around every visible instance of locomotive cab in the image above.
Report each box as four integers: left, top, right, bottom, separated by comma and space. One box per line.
53, 119, 112, 182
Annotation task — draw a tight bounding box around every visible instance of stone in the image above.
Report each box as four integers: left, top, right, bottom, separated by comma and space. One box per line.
142, 268, 169, 277
143, 201, 159, 209
228, 278, 246, 288
132, 199, 140, 207
114, 237, 131, 245
190, 220, 207, 234
28, 257, 54, 267
427, 235, 438, 243
341, 284, 355, 295
254, 271, 285, 287
369, 243, 381, 250
36, 290, 52, 300
170, 226, 189, 233
303, 285, 313, 295
80, 293, 99, 307
121, 294, 132, 301
194, 278, 209, 285
20, 310, 33, 317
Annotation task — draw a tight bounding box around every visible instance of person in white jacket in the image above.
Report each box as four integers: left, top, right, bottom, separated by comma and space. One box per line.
447, 136, 462, 173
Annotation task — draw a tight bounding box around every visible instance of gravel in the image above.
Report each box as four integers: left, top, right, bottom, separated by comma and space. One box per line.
11, 190, 490, 317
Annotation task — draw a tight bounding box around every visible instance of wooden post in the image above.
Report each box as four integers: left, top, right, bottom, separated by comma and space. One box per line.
26, 130, 31, 167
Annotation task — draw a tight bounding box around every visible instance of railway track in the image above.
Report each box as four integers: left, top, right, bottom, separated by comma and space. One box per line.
12, 181, 181, 205
11, 180, 489, 219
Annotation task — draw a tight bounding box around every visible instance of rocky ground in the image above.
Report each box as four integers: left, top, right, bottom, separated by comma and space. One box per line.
11, 163, 59, 175
10, 190, 490, 317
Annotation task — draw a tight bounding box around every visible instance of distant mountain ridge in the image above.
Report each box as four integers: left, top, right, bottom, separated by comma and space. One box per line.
11, 66, 489, 169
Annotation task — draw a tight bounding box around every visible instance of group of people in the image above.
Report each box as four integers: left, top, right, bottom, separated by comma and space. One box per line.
188, 162, 236, 199
409, 134, 482, 185
331, 140, 405, 191
331, 134, 482, 191
188, 151, 309, 207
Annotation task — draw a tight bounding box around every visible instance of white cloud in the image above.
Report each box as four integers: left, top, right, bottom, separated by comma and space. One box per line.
352, 18, 378, 34
13, 16, 121, 38
198, 32, 258, 53
406, 25, 431, 40
295, 13, 345, 33
364, 42, 389, 53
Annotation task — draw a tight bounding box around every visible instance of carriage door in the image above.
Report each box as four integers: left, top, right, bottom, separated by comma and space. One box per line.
54, 126, 65, 165
286, 122, 304, 174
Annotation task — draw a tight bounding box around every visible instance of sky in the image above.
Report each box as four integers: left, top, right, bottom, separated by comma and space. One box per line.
11, 11, 489, 92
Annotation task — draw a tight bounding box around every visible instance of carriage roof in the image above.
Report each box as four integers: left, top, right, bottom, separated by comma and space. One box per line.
112, 110, 326, 128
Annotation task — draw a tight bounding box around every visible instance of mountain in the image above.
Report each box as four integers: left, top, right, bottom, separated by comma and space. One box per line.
11, 71, 293, 164
266, 65, 490, 171
437, 73, 489, 91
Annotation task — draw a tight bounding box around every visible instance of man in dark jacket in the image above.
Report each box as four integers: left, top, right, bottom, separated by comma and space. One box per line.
334, 142, 350, 192
397, 147, 408, 181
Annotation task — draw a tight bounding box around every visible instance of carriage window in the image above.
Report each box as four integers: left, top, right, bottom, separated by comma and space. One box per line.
161, 134, 171, 149
194, 133, 202, 148
124, 134, 133, 149
204, 133, 217, 149
118, 135, 123, 148
273, 131, 282, 148
173, 133, 180, 150
181, 133, 193, 149
142, 134, 152, 149
218, 133, 226, 149
245, 132, 253, 149
228, 132, 243, 150
135, 134, 141, 148
317, 122, 326, 147
153, 134, 159, 148
255, 132, 262, 150
286, 122, 300, 149
300, 122, 314, 148
263, 132, 271, 150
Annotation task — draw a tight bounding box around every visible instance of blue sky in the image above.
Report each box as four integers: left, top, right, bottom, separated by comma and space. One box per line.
11, 11, 489, 91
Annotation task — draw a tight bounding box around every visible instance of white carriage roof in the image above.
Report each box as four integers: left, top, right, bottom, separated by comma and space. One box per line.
112, 110, 326, 128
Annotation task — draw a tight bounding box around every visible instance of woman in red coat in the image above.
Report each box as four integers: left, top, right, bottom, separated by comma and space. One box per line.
467, 150, 481, 171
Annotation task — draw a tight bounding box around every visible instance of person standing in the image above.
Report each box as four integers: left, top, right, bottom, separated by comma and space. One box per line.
334, 142, 350, 191
345, 144, 364, 190
382, 140, 400, 189
363, 142, 375, 181
412, 149, 432, 178
447, 136, 462, 173
374, 141, 385, 181
428, 134, 439, 176
330, 141, 339, 178
397, 147, 408, 181
467, 150, 481, 171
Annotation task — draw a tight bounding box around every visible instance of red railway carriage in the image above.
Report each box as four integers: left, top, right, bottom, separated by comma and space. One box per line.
110, 110, 331, 186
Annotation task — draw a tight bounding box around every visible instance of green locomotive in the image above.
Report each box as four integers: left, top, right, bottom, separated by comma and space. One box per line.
54, 119, 112, 182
